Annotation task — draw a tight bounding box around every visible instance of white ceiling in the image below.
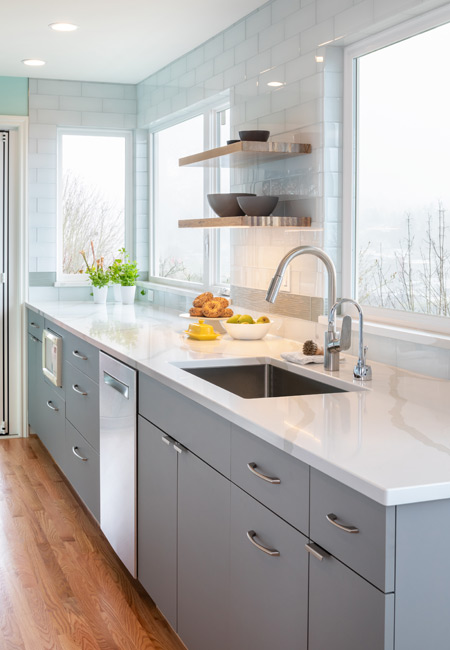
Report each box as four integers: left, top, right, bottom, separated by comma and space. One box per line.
0, 0, 268, 84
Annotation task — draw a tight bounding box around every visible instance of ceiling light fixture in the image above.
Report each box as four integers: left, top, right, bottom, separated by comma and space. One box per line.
315, 55, 324, 63
49, 22, 78, 32
267, 81, 284, 87
22, 59, 46, 66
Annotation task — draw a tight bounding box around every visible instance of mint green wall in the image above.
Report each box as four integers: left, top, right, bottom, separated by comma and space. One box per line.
0, 77, 28, 116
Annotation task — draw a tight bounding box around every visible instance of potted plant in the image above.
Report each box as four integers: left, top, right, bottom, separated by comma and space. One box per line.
117, 248, 139, 304
80, 242, 110, 303
108, 256, 124, 302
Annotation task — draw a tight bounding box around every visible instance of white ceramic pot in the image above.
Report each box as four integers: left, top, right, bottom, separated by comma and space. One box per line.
93, 285, 108, 304
121, 285, 136, 305
113, 284, 122, 302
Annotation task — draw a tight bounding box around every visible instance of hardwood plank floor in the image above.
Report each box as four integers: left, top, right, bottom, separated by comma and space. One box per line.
0, 437, 186, 650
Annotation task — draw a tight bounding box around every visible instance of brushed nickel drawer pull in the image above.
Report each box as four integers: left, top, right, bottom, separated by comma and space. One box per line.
305, 542, 330, 561
173, 442, 187, 454
30, 334, 39, 342
246, 530, 280, 557
30, 321, 40, 329
72, 446, 88, 461
46, 400, 58, 412
72, 384, 88, 396
326, 513, 359, 534
72, 350, 88, 361
161, 435, 171, 446
247, 462, 281, 484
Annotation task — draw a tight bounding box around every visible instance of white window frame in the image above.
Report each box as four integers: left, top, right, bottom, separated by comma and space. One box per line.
343, 4, 450, 336
56, 127, 133, 285
148, 97, 230, 293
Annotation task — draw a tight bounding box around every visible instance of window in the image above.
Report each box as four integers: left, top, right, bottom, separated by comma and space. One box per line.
346, 13, 450, 333
149, 104, 230, 290
57, 129, 131, 282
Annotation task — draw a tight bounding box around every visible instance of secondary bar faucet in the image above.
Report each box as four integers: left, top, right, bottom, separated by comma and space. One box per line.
328, 298, 372, 380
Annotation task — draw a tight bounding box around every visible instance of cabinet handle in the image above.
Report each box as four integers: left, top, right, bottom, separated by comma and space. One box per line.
246, 530, 280, 557
72, 384, 88, 396
46, 400, 58, 412
72, 350, 88, 361
247, 462, 281, 484
305, 542, 330, 561
30, 321, 40, 329
173, 442, 187, 454
161, 435, 172, 446
30, 334, 39, 342
326, 513, 359, 534
72, 446, 88, 462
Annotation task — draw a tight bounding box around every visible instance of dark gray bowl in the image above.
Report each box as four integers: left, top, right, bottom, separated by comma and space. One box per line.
237, 196, 279, 216
207, 193, 256, 218
239, 130, 270, 142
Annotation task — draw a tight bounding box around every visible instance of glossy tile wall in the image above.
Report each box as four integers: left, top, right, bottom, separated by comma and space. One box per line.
28, 78, 141, 297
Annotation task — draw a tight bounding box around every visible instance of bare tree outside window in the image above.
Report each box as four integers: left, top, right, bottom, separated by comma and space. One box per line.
60, 133, 126, 277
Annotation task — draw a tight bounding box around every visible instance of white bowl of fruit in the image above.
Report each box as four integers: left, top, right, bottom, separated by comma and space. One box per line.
222, 314, 273, 340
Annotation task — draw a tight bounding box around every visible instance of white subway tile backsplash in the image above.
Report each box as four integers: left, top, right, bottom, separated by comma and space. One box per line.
186, 47, 204, 71
271, 82, 301, 112
29, 153, 56, 170
29, 94, 59, 110
60, 96, 102, 112
300, 19, 334, 53
334, 0, 374, 37
214, 49, 235, 75
272, 0, 301, 22
224, 21, 246, 50
258, 21, 285, 52
235, 34, 259, 64
37, 109, 82, 126
224, 63, 247, 88
38, 80, 82, 96
316, 0, 353, 23
102, 98, 137, 114
81, 112, 125, 128
82, 82, 125, 99
29, 183, 56, 199
37, 228, 57, 243
204, 34, 224, 60
245, 94, 272, 121
271, 35, 300, 67
245, 5, 272, 38
284, 4, 316, 39
195, 59, 215, 84
245, 50, 272, 79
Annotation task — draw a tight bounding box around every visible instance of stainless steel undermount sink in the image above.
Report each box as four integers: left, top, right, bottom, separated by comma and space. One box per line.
181, 362, 350, 399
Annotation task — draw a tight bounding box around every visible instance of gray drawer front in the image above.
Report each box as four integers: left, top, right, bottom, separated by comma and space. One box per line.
65, 420, 100, 521
309, 548, 394, 650
38, 382, 66, 470
65, 363, 99, 452
139, 374, 231, 477
230, 484, 308, 650
64, 330, 99, 383
231, 425, 309, 534
310, 468, 395, 592
27, 310, 44, 339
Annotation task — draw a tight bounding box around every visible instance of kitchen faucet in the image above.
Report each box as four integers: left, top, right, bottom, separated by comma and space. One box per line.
266, 245, 343, 371
328, 298, 372, 380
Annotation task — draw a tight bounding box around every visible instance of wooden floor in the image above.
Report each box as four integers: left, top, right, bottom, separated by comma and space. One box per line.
0, 437, 186, 650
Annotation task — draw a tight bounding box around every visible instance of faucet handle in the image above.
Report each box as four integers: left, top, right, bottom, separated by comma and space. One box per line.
354, 345, 372, 381
339, 315, 352, 352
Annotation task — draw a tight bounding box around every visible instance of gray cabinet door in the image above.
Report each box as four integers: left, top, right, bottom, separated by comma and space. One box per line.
65, 362, 100, 451
230, 484, 308, 650
308, 545, 394, 650
28, 333, 41, 433
37, 381, 66, 470
177, 447, 231, 650
65, 420, 100, 521
137, 416, 178, 630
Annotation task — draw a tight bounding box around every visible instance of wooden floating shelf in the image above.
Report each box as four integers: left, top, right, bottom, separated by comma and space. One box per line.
179, 141, 312, 167
178, 216, 312, 228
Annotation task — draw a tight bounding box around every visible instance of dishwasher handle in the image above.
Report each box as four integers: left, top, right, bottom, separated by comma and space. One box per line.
103, 371, 129, 399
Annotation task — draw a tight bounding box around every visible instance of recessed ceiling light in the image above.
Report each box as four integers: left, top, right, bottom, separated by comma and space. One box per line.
22, 59, 46, 66
315, 55, 324, 63
267, 81, 284, 87
49, 22, 78, 32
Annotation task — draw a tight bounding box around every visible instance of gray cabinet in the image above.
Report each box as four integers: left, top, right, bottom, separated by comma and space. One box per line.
308, 544, 394, 650
37, 379, 66, 470
230, 484, 308, 650
27, 332, 41, 433
65, 420, 100, 521
65, 363, 99, 452
138, 409, 231, 650
138, 416, 178, 629
177, 446, 230, 650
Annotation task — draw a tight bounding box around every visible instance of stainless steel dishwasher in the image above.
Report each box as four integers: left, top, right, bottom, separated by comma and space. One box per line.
99, 352, 137, 577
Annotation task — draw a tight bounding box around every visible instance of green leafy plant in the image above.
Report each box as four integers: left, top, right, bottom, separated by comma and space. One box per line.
108, 256, 123, 286
80, 241, 110, 288
115, 247, 139, 287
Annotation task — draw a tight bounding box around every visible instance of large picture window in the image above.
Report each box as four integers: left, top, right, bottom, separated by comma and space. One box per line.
57, 129, 131, 281
349, 16, 450, 332
150, 105, 230, 290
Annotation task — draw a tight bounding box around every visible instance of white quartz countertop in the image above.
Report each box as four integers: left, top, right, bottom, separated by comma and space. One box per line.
26, 300, 450, 507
